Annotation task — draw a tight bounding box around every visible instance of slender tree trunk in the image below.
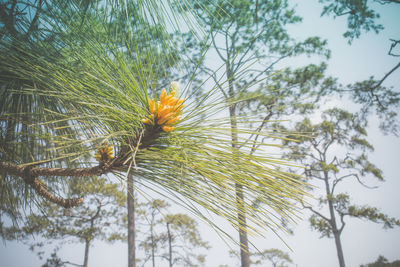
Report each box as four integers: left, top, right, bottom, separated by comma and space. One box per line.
227, 70, 250, 267
166, 222, 173, 267
151, 223, 155, 267
83, 239, 90, 267
127, 173, 136, 267
333, 229, 346, 267
323, 171, 345, 267
235, 181, 250, 267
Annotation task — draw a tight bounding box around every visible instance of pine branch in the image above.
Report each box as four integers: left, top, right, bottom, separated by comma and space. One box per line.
0, 161, 83, 208
0, 127, 161, 208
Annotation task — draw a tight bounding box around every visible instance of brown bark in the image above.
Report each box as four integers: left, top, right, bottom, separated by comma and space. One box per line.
0, 161, 109, 177
29, 176, 83, 208
0, 149, 124, 208
0, 162, 83, 208
0, 126, 159, 208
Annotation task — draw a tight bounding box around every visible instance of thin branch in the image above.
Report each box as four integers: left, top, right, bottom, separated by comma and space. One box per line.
377, 0, 400, 5
211, 32, 226, 62
63, 260, 83, 267
369, 60, 400, 109
338, 212, 347, 235
26, 0, 42, 37
388, 39, 400, 57
232, 28, 268, 74
201, 65, 228, 99
248, 112, 274, 154
244, 53, 291, 87
376, 61, 400, 88
302, 202, 331, 223
310, 139, 324, 161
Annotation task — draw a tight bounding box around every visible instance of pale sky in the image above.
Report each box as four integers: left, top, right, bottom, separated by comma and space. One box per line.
1, 1, 400, 267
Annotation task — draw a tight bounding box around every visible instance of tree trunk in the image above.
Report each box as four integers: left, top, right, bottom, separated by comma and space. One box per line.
151, 223, 155, 267
236, 182, 250, 267
83, 239, 90, 267
227, 72, 250, 267
167, 222, 173, 267
127, 173, 136, 267
333, 229, 346, 267
323, 171, 345, 267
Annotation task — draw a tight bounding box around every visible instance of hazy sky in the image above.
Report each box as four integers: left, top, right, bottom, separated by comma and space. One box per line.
1, 1, 399, 267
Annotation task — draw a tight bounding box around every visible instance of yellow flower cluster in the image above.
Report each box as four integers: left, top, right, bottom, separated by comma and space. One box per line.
95, 141, 114, 162
142, 88, 184, 132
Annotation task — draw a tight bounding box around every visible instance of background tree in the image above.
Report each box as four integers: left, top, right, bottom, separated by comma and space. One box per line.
137, 199, 209, 267
161, 214, 209, 267
360, 255, 400, 267
137, 199, 168, 267
183, 0, 330, 265
0, 2, 184, 267
227, 248, 293, 267
319, 0, 400, 135
0, 0, 96, 231
1, 3, 318, 267
0, 14, 311, 267
2, 176, 126, 267
251, 249, 293, 267
284, 108, 400, 267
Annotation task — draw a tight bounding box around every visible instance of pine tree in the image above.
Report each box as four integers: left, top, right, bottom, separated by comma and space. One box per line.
284, 108, 400, 267
3, 177, 126, 267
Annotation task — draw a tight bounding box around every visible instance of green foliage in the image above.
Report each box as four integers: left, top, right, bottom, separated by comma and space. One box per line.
360, 255, 400, 267
3, 176, 126, 265
178, 4, 332, 259
237, 63, 336, 120
285, 107, 399, 265
0, 0, 183, 229
309, 214, 333, 238
251, 248, 293, 267
348, 205, 400, 229
319, 0, 400, 135
41, 252, 66, 267
228, 248, 293, 267
186, 0, 330, 91
319, 0, 385, 42
0, 1, 317, 256
138, 199, 209, 267
348, 78, 400, 135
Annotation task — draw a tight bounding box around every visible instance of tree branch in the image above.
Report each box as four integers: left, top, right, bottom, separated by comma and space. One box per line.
232, 33, 264, 73
63, 260, 83, 267
388, 39, 400, 57
26, 0, 43, 37
0, 161, 83, 208
0, 0, 19, 38
244, 111, 274, 154
302, 202, 331, 223
211, 32, 226, 62
376, 61, 400, 89
0, 126, 162, 208
338, 212, 346, 235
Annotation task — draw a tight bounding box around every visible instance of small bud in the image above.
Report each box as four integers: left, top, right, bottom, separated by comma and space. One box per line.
169, 81, 179, 95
